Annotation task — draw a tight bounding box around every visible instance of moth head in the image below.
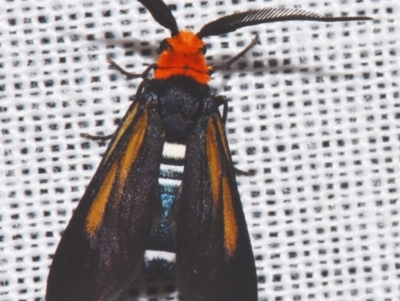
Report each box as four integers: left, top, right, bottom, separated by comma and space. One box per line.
158, 32, 207, 56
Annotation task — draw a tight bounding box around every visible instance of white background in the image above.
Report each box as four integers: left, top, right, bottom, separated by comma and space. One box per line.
0, 0, 398, 300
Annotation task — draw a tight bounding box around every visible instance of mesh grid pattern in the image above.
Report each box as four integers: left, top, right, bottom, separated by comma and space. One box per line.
0, 0, 398, 300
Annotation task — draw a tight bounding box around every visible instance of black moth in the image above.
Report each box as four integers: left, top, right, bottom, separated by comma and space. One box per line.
46, 0, 371, 300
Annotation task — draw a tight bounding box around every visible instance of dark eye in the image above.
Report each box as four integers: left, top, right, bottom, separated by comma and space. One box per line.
158, 39, 171, 54
200, 45, 207, 54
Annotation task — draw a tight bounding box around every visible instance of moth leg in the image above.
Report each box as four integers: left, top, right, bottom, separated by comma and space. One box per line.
80, 133, 114, 141
210, 35, 259, 73
80, 61, 156, 140
107, 58, 157, 80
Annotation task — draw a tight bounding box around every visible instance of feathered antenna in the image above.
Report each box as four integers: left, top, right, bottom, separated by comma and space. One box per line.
197, 8, 372, 38
138, 0, 179, 36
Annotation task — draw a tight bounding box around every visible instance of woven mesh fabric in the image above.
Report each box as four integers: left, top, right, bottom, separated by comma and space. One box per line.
0, 0, 398, 300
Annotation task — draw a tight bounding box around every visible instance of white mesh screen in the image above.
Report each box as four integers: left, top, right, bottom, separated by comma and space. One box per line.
0, 0, 398, 300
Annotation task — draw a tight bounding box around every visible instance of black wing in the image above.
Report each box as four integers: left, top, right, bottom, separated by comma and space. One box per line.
46, 91, 165, 301
175, 111, 257, 301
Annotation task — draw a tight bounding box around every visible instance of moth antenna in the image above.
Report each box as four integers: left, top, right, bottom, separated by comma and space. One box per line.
138, 0, 179, 36
197, 8, 372, 37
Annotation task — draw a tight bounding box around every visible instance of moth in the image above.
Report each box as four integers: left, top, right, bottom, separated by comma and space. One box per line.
46, 0, 371, 300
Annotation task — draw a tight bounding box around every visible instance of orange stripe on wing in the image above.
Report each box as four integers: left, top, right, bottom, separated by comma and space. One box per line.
206, 119, 221, 208
86, 162, 118, 235
85, 112, 148, 236
222, 175, 238, 256
105, 102, 140, 162
208, 116, 238, 256
118, 112, 148, 185
215, 115, 233, 170
214, 115, 238, 256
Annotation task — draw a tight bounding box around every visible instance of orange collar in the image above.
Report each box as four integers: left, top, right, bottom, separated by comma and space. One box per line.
155, 31, 210, 84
